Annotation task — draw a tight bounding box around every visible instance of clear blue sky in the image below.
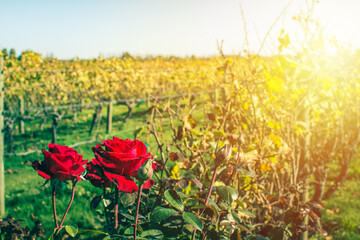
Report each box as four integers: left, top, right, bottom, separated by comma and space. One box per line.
0, 0, 359, 59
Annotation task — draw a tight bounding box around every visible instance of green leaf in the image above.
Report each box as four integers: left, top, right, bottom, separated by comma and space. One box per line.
236, 168, 253, 177
208, 204, 220, 225
140, 229, 164, 239
164, 190, 184, 211
150, 206, 177, 223
207, 198, 221, 211
124, 227, 134, 235
120, 192, 136, 207
65, 225, 78, 238
216, 186, 239, 204
77, 230, 108, 237
120, 213, 135, 220
190, 205, 209, 210
237, 224, 252, 233
238, 208, 256, 218
182, 212, 203, 231
231, 211, 242, 224
123, 226, 144, 238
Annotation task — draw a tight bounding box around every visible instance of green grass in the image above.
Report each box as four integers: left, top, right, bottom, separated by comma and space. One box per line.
316, 179, 360, 239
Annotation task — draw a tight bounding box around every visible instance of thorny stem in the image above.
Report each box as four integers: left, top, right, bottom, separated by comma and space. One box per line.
134, 184, 143, 240
59, 180, 77, 228
52, 186, 59, 229
114, 187, 119, 231
193, 166, 219, 240
205, 166, 219, 206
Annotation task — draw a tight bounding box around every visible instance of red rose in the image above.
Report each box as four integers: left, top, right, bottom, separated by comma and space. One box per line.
32, 143, 87, 181
85, 158, 111, 188
91, 137, 157, 193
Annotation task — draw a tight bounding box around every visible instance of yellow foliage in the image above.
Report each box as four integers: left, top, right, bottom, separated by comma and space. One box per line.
169, 164, 180, 180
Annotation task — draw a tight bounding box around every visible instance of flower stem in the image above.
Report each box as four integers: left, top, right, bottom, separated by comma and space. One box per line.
114, 187, 119, 230
193, 166, 219, 239
134, 184, 143, 240
205, 166, 218, 206
59, 180, 77, 228
52, 186, 59, 229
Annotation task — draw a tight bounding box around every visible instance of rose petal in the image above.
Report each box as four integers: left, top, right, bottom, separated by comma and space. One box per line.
142, 179, 155, 189
37, 170, 52, 180
103, 171, 138, 193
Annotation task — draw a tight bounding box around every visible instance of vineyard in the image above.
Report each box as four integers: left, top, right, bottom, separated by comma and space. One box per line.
3, 52, 224, 155
2, 13, 360, 240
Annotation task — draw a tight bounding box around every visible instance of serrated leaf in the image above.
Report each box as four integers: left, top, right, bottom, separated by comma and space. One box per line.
182, 212, 203, 231
216, 186, 239, 204
207, 198, 221, 211
150, 207, 177, 223
238, 224, 252, 233
77, 230, 108, 236
208, 204, 220, 225
164, 190, 184, 211
65, 225, 78, 238
124, 227, 134, 236
231, 211, 241, 224
238, 208, 256, 218
123, 226, 144, 238
120, 192, 136, 207
140, 229, 164, 239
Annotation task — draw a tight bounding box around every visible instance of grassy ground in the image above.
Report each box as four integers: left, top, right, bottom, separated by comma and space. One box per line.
316, 179, 360, 239
3, 95, 360, 239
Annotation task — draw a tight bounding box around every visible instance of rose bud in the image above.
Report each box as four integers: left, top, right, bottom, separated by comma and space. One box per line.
138, 159, 154, 184
215, 145, 232, 167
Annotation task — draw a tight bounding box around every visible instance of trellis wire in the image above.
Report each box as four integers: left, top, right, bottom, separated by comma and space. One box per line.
3, 89, 214, 157
4, 88, 219, 115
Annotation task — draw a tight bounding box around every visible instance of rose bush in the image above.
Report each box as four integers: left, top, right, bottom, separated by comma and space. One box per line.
90, 137, 157, 193
32, 143, 87, 181
30, 138, 160, 239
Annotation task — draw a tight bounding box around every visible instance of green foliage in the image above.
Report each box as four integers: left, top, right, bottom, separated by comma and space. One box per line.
182, 212, 203, 231
164, 190, 184, 212
150, 207, 177, 223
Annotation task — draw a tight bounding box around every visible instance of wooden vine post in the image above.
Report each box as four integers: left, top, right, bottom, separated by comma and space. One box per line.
106, 100, 113, 134
0, 56, 5, 217
19, 97, 25, 134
